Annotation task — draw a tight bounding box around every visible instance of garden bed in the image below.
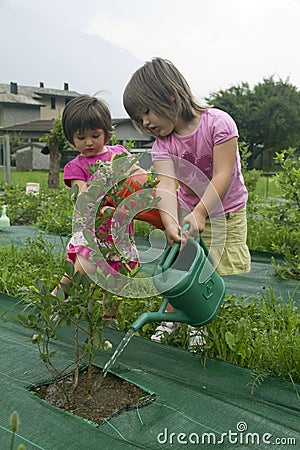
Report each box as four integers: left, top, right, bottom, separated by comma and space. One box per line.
1, 293, 300, 450
32, 365, 155, 425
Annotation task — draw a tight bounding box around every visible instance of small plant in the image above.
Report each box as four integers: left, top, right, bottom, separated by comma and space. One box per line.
17, 263, 110, 398
9, 410, 25, 450
73, 152, 160, 291
12, 152, 161, 396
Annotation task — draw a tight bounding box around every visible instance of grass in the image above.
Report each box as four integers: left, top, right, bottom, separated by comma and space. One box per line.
255, 175, 282, 198
0, 235, 66, 296
136, 289, 300, 383
203, 290, 300, 382
7, 170, 65, 189
3, 170, 282, 198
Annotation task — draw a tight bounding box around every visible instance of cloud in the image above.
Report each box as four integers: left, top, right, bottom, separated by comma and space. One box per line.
85, 0, 300, 98
2, 0, 300, 103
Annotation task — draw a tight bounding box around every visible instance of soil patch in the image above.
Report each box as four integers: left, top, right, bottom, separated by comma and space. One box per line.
32, 365, 155, 425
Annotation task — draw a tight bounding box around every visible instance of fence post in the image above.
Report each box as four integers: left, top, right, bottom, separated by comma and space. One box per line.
4, 134, 11, 184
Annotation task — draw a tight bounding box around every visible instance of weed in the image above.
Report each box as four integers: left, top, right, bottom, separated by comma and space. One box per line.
0, 235, 65, 296
202, 289, 300, 383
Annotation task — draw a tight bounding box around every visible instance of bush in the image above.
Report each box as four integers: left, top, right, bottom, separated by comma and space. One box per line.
0, 184, 72, 234
247, 148, 299, 278
0, 235, 65, 296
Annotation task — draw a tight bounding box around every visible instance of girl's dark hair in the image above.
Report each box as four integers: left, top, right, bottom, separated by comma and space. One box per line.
123, 57, 209, 134
62, 95, 113, 145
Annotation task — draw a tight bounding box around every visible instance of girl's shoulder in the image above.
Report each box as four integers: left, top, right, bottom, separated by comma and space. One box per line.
202, 108, 239, 147
202, 107, 236, 125
64, 153, 83, 168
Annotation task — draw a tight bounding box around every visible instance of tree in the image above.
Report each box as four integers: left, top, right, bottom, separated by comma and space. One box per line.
207, 77, 300, 169
40, 117, 68, 188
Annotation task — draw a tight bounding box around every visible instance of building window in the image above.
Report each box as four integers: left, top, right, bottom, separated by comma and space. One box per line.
51, 97, 56, 110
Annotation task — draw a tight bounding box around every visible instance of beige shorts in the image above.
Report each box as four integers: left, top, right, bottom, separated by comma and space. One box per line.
180, 206, 251, 276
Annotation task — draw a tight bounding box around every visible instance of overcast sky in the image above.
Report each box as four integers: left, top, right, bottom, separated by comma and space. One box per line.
2, 0, 300, 102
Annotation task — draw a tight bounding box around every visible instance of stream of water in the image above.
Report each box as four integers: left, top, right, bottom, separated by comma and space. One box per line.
102, 328, 135, 378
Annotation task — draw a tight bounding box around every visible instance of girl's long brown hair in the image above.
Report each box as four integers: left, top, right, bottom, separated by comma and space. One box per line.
123, 57, 209, 134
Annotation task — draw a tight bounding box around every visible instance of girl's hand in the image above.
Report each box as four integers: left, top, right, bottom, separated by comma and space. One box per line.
181, 210, 206, 238
165, 222, 181, 246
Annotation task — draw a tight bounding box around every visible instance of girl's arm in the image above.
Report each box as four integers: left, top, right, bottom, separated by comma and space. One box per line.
154, 159, 181, 245
182, 137, 237, 235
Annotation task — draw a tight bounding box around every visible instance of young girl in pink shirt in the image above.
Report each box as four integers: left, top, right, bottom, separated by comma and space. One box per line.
52, 95, 139, 324
123, 57, 251, 348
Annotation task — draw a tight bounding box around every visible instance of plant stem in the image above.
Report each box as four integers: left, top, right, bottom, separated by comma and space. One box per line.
85, 326, 94, 396
9, 432, 15, 450
73, 312, 83, 389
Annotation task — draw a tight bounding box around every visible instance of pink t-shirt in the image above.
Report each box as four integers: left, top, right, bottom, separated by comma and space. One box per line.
151, 108, 248, 216
64, 144, 129, 186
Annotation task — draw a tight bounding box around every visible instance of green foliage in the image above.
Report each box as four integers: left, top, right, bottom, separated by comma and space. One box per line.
14, 262, 110, 396
247, 148, 300, 278
150, 290, 300, 383
0, 184, 72, 233
239, 142, 262, 203
0, 235, 65, 296
39, 116, 68, 152
110, 134, 135, 150
208, 76, 300, 168
271, 148, 300, 277
203, 291, 300, 383
274, 148, 300, 207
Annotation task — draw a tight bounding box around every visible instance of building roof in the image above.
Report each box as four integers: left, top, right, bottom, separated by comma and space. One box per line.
0, 83, 79, 106
19, 85, 79, 98
0, 119, 55, 133
14, 142, 46, 151
0, 92, 45, 106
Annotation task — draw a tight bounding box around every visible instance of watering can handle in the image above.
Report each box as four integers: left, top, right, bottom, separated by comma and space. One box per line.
162, 223, 209, 271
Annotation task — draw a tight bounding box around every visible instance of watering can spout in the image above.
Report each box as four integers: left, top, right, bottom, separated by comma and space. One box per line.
130, 307, 190, 332
130, 297, 190, 332
130, 312, 157, 332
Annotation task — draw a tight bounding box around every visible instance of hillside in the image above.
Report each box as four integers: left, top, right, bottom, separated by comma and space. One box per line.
0, 3, 142, 117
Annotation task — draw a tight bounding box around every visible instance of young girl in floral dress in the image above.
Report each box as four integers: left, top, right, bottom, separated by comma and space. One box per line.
51, 95, 139, 323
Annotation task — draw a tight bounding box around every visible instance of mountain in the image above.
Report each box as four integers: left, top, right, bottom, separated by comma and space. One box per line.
0, 3, 143, 117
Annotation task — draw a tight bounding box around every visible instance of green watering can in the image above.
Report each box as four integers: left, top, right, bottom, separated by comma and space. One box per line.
131, 223, 226, 332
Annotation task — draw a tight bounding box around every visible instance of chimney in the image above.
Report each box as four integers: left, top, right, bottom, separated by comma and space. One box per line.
40, 82, 44, 88
10, 82, 18, 94
64, 82, 69, 91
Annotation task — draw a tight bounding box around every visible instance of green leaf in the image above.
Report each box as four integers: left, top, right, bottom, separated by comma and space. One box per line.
225, 331, 236, 350
56, 287, 66, 301
73, 271, 82, 285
